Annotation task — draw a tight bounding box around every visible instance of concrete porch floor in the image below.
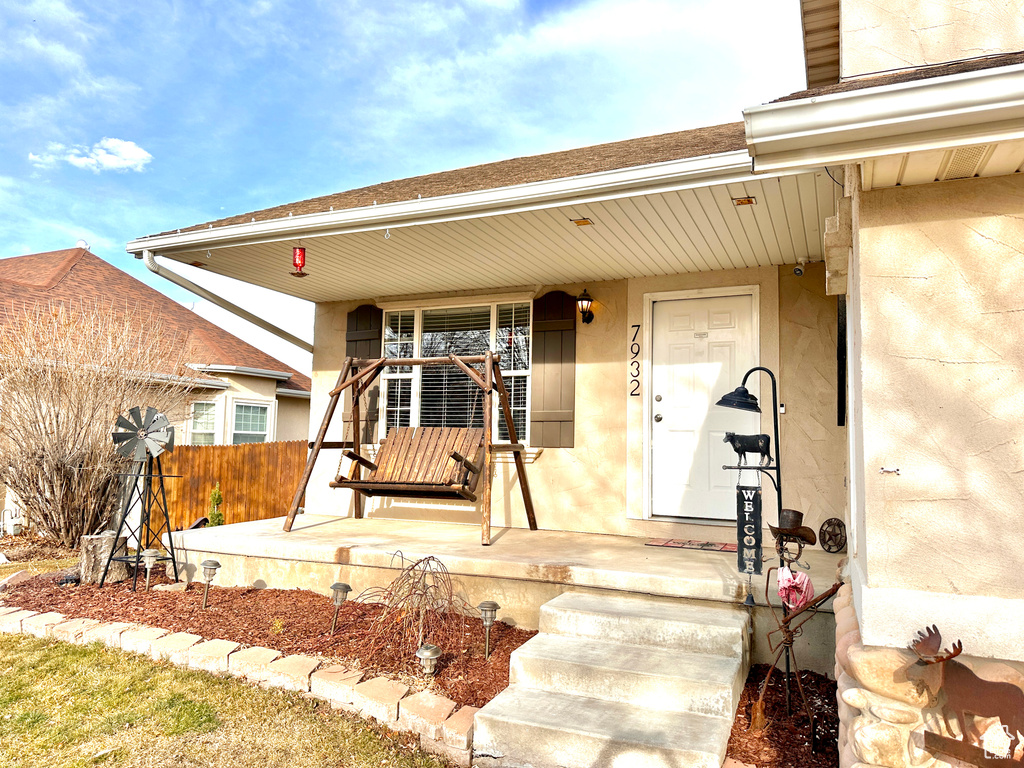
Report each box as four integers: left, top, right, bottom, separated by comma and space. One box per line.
168, 514, 842, 672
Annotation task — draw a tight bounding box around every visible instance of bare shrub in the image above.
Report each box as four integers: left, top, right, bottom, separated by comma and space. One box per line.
0, 300, 196, 547
355, 554, 474, 666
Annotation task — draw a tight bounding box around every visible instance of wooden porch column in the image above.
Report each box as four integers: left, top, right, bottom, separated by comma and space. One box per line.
351, 369, 364, 520
481, 351, 493, 545
283, 357, 352, 532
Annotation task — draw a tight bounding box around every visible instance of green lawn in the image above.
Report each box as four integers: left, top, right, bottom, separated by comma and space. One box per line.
0, 634, 450, 768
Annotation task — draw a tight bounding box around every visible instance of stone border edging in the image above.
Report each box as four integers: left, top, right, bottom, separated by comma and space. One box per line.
0, 603, 477, 767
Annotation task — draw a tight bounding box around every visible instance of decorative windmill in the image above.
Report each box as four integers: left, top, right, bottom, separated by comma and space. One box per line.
99, 406, 180, 589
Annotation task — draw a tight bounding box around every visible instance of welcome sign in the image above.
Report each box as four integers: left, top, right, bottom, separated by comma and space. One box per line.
737, 486, 763, 575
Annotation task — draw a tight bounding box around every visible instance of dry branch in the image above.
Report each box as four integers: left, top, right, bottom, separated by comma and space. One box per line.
0, 300, 198, 547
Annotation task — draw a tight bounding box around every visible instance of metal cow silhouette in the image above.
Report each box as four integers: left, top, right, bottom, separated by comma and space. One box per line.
908, 625, 1024, 760
723, 432, 773, 466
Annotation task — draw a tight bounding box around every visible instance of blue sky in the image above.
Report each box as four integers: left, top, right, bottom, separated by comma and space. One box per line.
0, 0, 806, 373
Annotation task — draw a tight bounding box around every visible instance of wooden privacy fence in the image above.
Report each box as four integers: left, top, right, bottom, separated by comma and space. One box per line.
160, 441, 308, 531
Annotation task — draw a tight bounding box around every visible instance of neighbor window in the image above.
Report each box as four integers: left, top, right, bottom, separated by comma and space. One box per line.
381, 302, 531, 442
232, 403, 268, 444
190, 402, 216, 445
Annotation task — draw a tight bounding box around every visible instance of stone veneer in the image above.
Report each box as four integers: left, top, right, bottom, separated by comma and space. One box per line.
834, 584, 1024, 767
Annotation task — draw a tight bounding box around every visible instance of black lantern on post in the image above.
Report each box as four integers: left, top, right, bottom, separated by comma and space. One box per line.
716, 366, 783, 534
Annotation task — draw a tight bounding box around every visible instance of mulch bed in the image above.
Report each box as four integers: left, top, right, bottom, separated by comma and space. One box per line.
727, 663, 839, 768
3, 571, 534, 709
3, 561, 840, 767
0, 534, 77, 563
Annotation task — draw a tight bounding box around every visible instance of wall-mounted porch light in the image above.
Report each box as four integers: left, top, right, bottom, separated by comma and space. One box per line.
291, 247, 308, 278
576, 290, 594, 325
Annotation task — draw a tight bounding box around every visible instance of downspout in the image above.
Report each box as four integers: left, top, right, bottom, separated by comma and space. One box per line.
139, 249, 313, 353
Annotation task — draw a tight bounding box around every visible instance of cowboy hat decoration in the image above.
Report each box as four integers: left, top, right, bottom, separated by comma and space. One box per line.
768, 508, 817, 546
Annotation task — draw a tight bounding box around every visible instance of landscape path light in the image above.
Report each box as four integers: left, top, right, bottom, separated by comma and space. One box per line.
200, 559, 220, 609
330, 582, 351, 635
478, 600, 500, 660
416, 643, 441, 676
141, 548, 160, 591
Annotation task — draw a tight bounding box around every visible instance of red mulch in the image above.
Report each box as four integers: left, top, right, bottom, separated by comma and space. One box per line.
3, 571, 534, 709
3, 565, 841, 768
0, 534, 77, 562
727, 663, 839, 768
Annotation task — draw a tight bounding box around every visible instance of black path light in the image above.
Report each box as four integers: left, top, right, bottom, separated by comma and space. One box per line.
329, 582, 352, 635
416, 643, 441, 676
200, 559, 220, 609
478, 600, 500, 659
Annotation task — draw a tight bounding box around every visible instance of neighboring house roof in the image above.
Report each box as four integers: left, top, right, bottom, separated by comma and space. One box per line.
774, 50, 1024, 102
157, 122, 746, 236
0, 248, 310, 393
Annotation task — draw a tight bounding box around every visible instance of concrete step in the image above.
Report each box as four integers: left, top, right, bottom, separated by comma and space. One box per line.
474, 686, 731, 768
509, 633, 744, 718
539, 591, 748, 658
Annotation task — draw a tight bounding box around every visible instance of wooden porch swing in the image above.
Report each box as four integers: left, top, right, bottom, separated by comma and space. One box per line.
282, 351, 537, 545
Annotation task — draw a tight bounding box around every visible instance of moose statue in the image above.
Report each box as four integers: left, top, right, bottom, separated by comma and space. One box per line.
908, 625, 1024, 760
723, 432, 773, 466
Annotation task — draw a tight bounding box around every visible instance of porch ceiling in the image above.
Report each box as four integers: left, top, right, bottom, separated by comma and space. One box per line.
140, 169, 840, 304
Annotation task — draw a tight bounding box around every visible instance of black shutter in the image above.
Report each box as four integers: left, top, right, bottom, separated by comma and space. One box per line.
530, 291, 576, 448
346, 304, 383, 444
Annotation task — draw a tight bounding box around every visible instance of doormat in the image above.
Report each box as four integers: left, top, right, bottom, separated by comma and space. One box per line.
646, 539, 737, 552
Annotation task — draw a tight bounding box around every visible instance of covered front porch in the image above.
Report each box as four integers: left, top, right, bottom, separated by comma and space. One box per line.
168, 512, 841, 672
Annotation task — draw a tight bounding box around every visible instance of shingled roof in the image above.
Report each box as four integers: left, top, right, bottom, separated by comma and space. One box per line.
161, 122, 747, 235
0, 248, 310, 393
773, 50, 1024, 102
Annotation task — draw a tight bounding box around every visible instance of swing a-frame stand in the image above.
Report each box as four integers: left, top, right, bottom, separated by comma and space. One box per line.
283, 352, 537, 545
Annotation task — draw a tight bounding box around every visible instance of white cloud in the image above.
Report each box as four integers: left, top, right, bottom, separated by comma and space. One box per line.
29, 137, 152, 173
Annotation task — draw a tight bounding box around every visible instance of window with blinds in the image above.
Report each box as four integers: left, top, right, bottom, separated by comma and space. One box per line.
381, 302, 530, 441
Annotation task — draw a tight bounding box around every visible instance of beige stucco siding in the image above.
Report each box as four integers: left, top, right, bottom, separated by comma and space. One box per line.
855, 174, 1024, 602
275, 396, 310, 442
840, 0, 1024, 78
306, 266, 845, 542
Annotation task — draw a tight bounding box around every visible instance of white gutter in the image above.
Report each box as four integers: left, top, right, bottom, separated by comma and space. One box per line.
140, 249, 313, 353
276, 388, 311, 398
125, 150, 756, 255
745, 62, 1024, 172
198, 364, 293, 381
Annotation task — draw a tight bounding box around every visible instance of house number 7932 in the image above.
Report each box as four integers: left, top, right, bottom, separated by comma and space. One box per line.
629, 324, 641, 396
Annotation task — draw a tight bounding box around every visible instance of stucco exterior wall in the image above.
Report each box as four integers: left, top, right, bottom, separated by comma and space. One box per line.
840, 0, 1024, 79
778, 262, 848, 534
274, 396, 310, 442
305, 267, 845, 544
852, 173, 1024, 658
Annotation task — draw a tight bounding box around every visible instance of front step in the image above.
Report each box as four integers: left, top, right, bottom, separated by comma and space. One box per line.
510, 633, 744, 718
475, 591, 749, 767
539, 591, 748, 658
474, 687, 731, 768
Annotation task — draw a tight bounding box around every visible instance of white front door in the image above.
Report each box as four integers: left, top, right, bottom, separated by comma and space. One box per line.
650, 293, 759, 520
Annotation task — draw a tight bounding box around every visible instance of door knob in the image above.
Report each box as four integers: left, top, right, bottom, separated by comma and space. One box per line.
654, 414, 663, 422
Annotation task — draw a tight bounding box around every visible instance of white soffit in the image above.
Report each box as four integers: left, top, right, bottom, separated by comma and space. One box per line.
800, 0, 840, 89
861, 138, 1024, 190
745, 63, 1024, 173
142, 171, 840, 304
